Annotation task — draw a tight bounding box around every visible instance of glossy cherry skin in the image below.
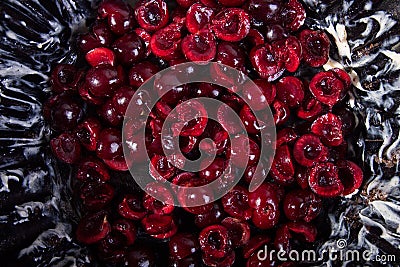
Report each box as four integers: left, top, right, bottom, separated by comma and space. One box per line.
169, 232, 200, 260
199, 224, 232, 259
221, 186, 253, 221
112, 33, 146, 66
129, 61, 160, 88
85, 65, 124, 97
50, 133, 81, 164
283, 189, 322, 222
98, 0, 135, 35
96, 128, 123, 160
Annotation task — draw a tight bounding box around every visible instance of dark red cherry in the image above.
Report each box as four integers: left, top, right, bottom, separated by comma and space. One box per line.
75, 117, 102, 151
309, 162, 343, 197
295, 166, 309, 189
221, 186, 253, 221
186, 3, 215, 34
202, 251, 236, 267
194, 202, 225, 228
50, 64, 84, 93
311, 113, 344, 146
242, 79, 276, 111
293, 134, 328, 167
76, 211, 111, 244
77, 20, 114, 53
245, 0, 283, 27
276, 76, 304, 108
250, 44, 285, 81
211, 8, 251, 42
309, 71, 346, 107
296, 93, 324, 121
112, 33, 146, 66
143, 183, 175, 215
228, 134, 260, 169
271, 100, 290, 126
85, 47, 116, 67
265, 24, 287, 43
299, 29, 330, 67
149, 155, 177, 182
141, 214, 177, 238
129, 61, 160, 88
96, 128, 123, 160
222, 217, 250, 247
251, 194, 280, 229
276, 127, 298, 147
43, 92, 84, 132
80, 182, 115, 211
199, 157, 226, 181
85, 65, 124, 97
181, 30, 217, 62
216, 42, 246, 71
283, 189, 322, 222
243, 235, 270, 259
286, 221, 317, 242
113, 219, 137, 245
98, 98, 123, 126
270, 145, 295, 184
169, 233, 200, 260
150, 24, 183, 60
134, 0, 169, 32
333, 107, 356, 136
240, 105, 260, 135
50, 133, 81, 164
76, 158, 110, 182
118, 194, 147, 220
280, 0, 306, 31
112, 86, 135, 116
337, 160, 363, 196
98, 0, 135, 35
199, 224, 232, 259
176, 0, 197, 8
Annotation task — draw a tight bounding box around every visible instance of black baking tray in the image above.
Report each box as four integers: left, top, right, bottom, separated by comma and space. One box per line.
0, 0, 399, 266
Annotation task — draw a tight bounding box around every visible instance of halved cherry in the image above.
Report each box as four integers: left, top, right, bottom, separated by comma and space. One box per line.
337, 160, 363, 196
151, 24, 183, 60
76, 211, 111, 244
243, 235, 270, 259
221, 217, 250, 247
76, 158, 110, 182
276, 127, 298, 147
270, 145, 295, 184
276, 76, 304, 108
280, 0, 306, 32
113, 219, 137, 246
143, 183, 175, 215
75, 117, 102, 151
199, 224, 232, 259
118, 194, 147, 220
141, 214, 177, 238
271, 100, 290, 126
80, 182, 115, 211
309, 162, 343, 197
85, 47, 115, 67
50, 133, 81, 164
181, 30, 217, 62
299, 29, 330, 67
221, 186, 253, 221
186, 3, 215, 34
311, 113, 344, 146
134, 0, 169, 32
309, 71, 346, 107
250, 44, 285, 81
211, 8, 251, 42
297, 93, 324, 121
149, 155, 177, 182
293, 134, 328, 167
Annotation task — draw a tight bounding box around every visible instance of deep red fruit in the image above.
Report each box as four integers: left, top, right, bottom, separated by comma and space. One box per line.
76, 158, 110, 182
337, 160, 363, 195
169, 233, 200, 260
76, 211, 111, 244
276, 76, 304, 108
98, 0, 135, 35
96, 128, 123, 160
85, 65, 124, 97
242, 79, 276, 111
219, 0, 246, 6
276, 127, 298, 147
98, 98, 123, 126
297, 93, 324, 121
221, 186, 253, 221
141, 214, 177, 238
50, 133, 81, 164
177, 177, 214, 215
245, 28, 265, 47
245, 0, 282, 27
75, 117, 101, 151
240, 105, 261, 135
249, 183, 280, 229
293, 134, 328, 167
143, 183, 175, 215
283, 189, 322, 222
80, 182, 115, 211
211, 8, 251, 42
151, 24, 182, 60
228, 134, 260, 169
199, 225, 232, 259
309, 71, 346, 107
112, 86, 135, 116
311, 113, 344, 146
295, 166, 310, 189
171, 99, 208, 137
129, 61, 160, 88
280, 0, 306, 31
43, 92, 84, 132
216, 42, 246, 71
103, 157, 129, 171
50, 64, 84, 93
134, 0, 169, 32
250, 44, 285, 81
309, 162, 344, 197
299, 29, 330, 67
149, 155, 177, 181
286, 221, 317, 242
200, 0, 219, 8
199, 157, 226, 182
176, 0, 196, 8
118, 194, 147, 220
126, 246, 156, 267
202, 251, 236, 267
270, 145, 295, 184
134, 28, 152, 56
221, 217, 251, 248
194, 202, 225, 228
333, 108, 356, 136
113, 219, 137, 246
85, 47, 115, 67
186, 3, 215, 34
181, 30, 217, 61
112, 33, 146, 66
